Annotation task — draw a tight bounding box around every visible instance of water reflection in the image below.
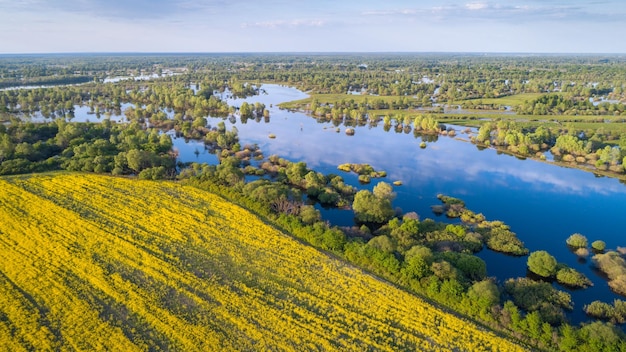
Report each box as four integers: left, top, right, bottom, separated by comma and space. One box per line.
169, 131, 218, 166
20, 103, 132, 123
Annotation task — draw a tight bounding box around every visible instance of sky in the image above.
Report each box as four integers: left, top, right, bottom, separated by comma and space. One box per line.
0, 0, 624, 54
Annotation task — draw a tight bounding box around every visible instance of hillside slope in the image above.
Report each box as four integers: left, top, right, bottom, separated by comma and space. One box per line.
0, 173, 525, 351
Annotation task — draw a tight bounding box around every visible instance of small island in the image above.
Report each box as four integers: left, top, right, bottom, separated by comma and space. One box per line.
337, 163, 387, 184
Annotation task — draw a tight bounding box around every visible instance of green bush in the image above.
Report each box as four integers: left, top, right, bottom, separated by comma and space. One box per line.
556, 267, 592, 288
504, 277, 572, 324
527, 250, 557, 277
138, 166, 166, 180
584, 301, 616, 321
591, 240, 606, 251
566, 233, 588, 248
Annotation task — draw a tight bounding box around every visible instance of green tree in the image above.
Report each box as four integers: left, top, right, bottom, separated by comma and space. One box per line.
299, 205, 320, 225
320, 228, 346, 251
476, 123, 493, 143
373, 181, 395, 200
578, 321, 625, 351
468, 280, 500, 307
285, 161, 308, 186
401, 255, 431, 281
126, 149, 153, 173
566, 233, 588, 248
352, 189, 394, 224
527, 250, 558, 277
239, 102, 252, 118
368, 235, 396, 253
591, 240, 606, 251
556, 267, 592, 288
558, 324, 580, 352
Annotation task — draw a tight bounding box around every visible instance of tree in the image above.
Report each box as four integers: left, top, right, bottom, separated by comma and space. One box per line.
468, 280, 500, 307
578, 321, 625, 351
566, 233, 588, 248
401, 255, 431, 281
556, 267, 592, 288
192, 116, 207, 128
476, 123, 493, 143
456, 255, 487, 281
352, 189, 394, 224
591, 240, 606, 251
527, 250, 557, 277
373, 181, 395, 200
320, 228, 346, 251
138, 166, 166, 180
285, 161, 308, 186
0, 134, 14, 162
299, 205, 320, 225
368, 235, 396, 253
558, 324, 580, 352
126, 149, 153, 173
239, 102, 252, 118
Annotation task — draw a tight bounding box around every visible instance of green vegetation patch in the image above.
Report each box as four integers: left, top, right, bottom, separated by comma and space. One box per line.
337, 163, 387, 178
458, 93, 545, 107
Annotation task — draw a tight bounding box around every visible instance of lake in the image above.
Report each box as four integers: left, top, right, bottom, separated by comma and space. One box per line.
200, 84, 626, 326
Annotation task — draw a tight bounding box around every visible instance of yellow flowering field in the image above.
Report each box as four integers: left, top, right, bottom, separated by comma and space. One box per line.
0, 173, 526, 351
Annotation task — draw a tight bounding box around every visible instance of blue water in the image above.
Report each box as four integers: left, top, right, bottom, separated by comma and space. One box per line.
168, 131, 218, 166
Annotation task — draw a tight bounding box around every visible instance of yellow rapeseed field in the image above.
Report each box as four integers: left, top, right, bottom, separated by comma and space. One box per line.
0, 173, 526, 351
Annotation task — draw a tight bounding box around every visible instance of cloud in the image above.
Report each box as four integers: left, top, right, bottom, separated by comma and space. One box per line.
241, 19, 326, 29
360, 1, 625, 24
465, 3, 488, 10
0, 0, 229, 20
361, 9, 416, 16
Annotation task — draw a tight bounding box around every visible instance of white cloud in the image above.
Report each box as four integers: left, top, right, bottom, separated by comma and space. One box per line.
465, 2, 488, 10
242, 19, 325, 29
362, 9, 416, 16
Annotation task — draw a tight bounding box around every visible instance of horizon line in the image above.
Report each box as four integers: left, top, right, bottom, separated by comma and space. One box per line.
0, 51, 625, 57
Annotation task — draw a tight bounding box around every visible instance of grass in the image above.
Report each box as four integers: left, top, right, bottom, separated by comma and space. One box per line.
279, 93, 419, 110
437, 114, 626, 133
456, 93, 546, 106
0, 172, 526, 351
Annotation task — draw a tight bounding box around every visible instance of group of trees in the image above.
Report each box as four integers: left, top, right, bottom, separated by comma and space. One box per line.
526, 250, 592, 288
352, 182, 396, 223
3, 53, 625, 110
472, 119, 626, 174
0, 80, 232, 121
0, 120, 175, 178
516, 94, 626, 116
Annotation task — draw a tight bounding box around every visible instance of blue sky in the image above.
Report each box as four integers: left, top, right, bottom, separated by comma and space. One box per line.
1, 0, 624, 54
